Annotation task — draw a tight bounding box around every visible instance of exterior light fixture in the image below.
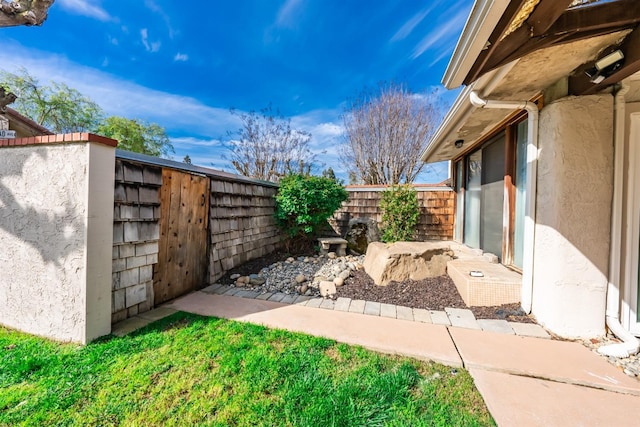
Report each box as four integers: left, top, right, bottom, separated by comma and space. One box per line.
454, 139, 464, 148
585, 50, 624, 84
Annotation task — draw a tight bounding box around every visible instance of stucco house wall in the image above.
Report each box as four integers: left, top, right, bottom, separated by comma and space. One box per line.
0, 134, 115, 343
532, 94, 613, 337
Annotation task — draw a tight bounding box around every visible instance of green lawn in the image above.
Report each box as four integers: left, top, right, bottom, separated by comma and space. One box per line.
0, 313, 494, 426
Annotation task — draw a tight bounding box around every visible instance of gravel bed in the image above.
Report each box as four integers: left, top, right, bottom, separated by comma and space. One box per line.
580, 336, 640, 378
219, 251, 534, 322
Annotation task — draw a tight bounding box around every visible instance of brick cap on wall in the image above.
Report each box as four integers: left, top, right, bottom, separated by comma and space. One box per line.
0, 133, 118, 148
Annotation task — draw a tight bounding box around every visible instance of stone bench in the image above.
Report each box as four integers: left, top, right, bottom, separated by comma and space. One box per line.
318, 237, 348, 257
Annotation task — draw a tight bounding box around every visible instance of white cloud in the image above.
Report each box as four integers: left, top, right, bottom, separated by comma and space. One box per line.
0, 42, 238, 137
144, 0, 176, 39
276, 0, 304, 28
411, 6, 468, 60
140, 28, 161, 53
174, 53, 189, 62
391, 9, 429, 42
171, 136, 221, 148
57, 0, 111, 21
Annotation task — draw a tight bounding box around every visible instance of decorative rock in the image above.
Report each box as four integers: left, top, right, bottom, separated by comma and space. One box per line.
295, 274, 306, 284
345, 217, 381, 254
333, 277, 344, 287
319, 280, 337, 297
230, 273, 241, 280
363, 241, 454, 286
328, 252, 337, 259
224, 253, 364, 299
338, 270, 351, 280
249, 274, 266, 286
286, 257, 295, 263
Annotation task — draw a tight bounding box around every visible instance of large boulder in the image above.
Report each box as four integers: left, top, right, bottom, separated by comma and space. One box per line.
345, 217, 381, 255
363, 241, 454, 286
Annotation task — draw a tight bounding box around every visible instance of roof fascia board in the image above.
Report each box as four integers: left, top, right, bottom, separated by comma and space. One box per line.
443, 0, 511, 89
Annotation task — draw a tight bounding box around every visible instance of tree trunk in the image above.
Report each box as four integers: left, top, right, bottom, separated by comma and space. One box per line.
0, 0, 54, 27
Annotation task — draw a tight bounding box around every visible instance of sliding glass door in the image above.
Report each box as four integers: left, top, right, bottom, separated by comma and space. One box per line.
480, 134, 505, 261
462, 132, 505, 261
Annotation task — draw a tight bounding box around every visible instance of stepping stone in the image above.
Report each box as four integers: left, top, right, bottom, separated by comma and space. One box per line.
320, 299, 336, 310
255, 292, 274, 301
334, 297, 351, 312
293, 295, 312, 305
280, 294, 298, 304
478, 319, 514, 334
201, 284, 223, 294
267, 292, 286, 302
223, 287, 242, 296
445, 308, 481, 330
380, 303, 397, 318
429, 310, 451, 326
413, 308, 432, 323
305, 297, 323, 308
364, 301, 381, 316
509, 322, 550, 339
396, 305, 414, 321
348, 299, 366, 314
213, 285, 230, 295
236, 290, 260, 299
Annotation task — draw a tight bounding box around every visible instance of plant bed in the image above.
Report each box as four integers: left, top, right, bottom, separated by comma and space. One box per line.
217, 251, 536, 324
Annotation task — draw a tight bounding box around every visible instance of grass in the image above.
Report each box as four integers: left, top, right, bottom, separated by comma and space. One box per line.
0, 313, 494, 426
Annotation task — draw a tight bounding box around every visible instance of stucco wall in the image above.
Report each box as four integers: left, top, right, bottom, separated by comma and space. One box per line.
0, 136, 115, 343
532, 94, 613, 338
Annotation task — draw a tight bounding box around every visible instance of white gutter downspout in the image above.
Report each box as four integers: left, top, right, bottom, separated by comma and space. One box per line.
469, 91, 538, 313
598, 82, 640, 358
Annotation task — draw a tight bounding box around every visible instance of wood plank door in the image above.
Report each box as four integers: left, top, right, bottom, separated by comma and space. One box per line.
154, 168, 210, 305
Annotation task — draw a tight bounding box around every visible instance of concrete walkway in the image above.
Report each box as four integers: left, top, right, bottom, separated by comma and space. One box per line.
114, 291, 640, 426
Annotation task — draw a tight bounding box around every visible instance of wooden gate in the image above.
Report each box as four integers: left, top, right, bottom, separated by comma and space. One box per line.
153, 168, 210, 305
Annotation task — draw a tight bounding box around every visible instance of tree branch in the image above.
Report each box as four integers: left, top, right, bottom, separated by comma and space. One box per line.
0, 0, 54, 27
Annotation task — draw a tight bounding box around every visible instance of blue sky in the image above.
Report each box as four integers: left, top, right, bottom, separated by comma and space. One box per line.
1, 0, 472, 183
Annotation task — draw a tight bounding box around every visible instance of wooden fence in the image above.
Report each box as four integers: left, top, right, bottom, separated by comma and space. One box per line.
331, 184, 455, 241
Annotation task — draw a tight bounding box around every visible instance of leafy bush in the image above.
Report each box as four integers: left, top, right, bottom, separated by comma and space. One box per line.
275, 174, 348, 240
380, 185, 420, 242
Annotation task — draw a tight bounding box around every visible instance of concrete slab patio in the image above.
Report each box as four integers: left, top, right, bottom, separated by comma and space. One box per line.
470, 369, 640, 427
449, 327, 640, 396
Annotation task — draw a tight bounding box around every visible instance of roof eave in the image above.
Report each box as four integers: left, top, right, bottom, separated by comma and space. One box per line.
422, 62, 518, 163
442, 0, 511, 89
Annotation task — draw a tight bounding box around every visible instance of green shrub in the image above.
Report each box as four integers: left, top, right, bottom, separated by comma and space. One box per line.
380, 185, 420, 242
275, 174, 348, 239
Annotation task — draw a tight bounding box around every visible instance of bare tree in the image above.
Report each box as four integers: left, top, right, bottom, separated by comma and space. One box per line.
225, 105, 316, 182
341, 82, 440, 185
0, 0, 54, 27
